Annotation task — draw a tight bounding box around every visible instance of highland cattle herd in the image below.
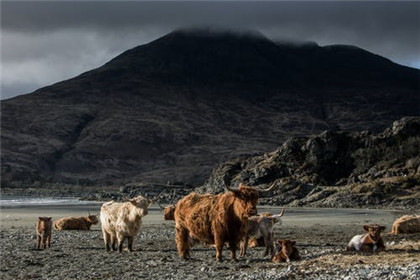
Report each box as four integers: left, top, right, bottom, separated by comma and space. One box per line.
35, 183, 420, 264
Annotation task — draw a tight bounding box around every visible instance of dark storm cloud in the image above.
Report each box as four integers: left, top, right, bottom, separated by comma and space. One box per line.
3, 1, 419, 35
1, 1, 419, 99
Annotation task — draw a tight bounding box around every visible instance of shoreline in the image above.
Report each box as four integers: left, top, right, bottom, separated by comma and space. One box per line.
2, 188, 419, 211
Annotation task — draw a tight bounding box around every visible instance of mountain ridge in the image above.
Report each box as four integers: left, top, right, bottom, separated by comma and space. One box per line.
1, 29, 419, 187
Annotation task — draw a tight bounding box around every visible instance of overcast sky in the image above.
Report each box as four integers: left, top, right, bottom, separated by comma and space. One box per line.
1, 1, 419, 100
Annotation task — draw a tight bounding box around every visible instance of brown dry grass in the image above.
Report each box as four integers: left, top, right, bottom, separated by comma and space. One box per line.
295, 241, 420, 270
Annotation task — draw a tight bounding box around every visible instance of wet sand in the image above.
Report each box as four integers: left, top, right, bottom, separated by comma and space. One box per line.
1, 204, 419, 279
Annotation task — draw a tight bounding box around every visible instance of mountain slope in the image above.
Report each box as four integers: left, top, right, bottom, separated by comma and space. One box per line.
1, 29, 419, 187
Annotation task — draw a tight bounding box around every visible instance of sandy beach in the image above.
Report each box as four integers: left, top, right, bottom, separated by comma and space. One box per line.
1, 199, 419, 279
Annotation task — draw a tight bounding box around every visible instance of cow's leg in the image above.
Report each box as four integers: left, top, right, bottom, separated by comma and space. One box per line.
264, 233, 274, 257
102, 230, 111, 251
214, 236, 224, 262
36, 234, 41, 249
41, 235, 46, 249
111, 236, 117, 251
360, 244, 372, 253
175, 225, 190, 259
267, 239, 274, 258
127, 236, 134, 252
346, 245, 355, 252
47, 234, 51, 248
117, 233, 125, 253
240, 234, 248, 257
229, 241, 238, 261
376, 239, 385, 252
291, 248, 301, 261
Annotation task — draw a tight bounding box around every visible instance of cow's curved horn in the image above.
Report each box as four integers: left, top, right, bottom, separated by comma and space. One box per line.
171, 189, 177, 204
156, 190, 166, 199
259, 182, 276, 192
150, 190, 166, 203
225, 183, 239, 193
223, 177, 238, 193
157, 201, 165, 210
278, 207, 285, 217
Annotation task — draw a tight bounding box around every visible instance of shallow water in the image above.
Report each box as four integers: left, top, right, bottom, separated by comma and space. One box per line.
0, 196, 102, 207
0, 197, 408, 230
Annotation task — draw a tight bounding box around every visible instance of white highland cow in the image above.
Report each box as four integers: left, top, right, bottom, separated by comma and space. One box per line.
100, 196, 152, 252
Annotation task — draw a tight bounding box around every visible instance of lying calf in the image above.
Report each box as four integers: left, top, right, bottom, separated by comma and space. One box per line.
347, 224, 386, 252
391, 215, 420, 234
54, 213, 99, 230
272, 239, 301, 263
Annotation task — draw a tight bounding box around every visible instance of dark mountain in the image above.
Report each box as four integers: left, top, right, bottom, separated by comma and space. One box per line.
1, 29, 419, 188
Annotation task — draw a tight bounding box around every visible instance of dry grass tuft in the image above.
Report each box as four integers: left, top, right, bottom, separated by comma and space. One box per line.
294, 240, 420, 271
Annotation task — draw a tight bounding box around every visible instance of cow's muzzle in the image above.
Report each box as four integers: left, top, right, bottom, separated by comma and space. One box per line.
248, 209, 257, 216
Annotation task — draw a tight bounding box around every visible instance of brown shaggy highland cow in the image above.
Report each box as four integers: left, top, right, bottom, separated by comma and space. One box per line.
174, 183, 274, 261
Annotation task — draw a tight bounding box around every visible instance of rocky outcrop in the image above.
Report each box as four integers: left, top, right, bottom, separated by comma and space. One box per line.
198, 117, 420, 209
80, 182, 194, 203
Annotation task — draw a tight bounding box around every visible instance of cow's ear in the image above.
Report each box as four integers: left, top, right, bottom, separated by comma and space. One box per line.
130, 198, 137, 204
363, 225, 370, 231
380, 226, 386, 231
291, 241, 296, 246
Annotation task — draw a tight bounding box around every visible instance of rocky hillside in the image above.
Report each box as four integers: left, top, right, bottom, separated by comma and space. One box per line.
1, 29, 419, 188
198, 117, 420, 208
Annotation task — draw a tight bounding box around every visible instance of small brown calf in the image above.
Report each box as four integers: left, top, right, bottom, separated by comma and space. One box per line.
163, 205, 176, 221
36, 217, 52, 249
347, 224, 386, 252
272, 239, 301, 263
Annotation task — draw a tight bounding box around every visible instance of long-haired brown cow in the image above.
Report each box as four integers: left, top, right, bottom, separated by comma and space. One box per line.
54, 213, 99, 230
36, 217, 52, 249
174, 182, 274, 261
391, 215, 420, 234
